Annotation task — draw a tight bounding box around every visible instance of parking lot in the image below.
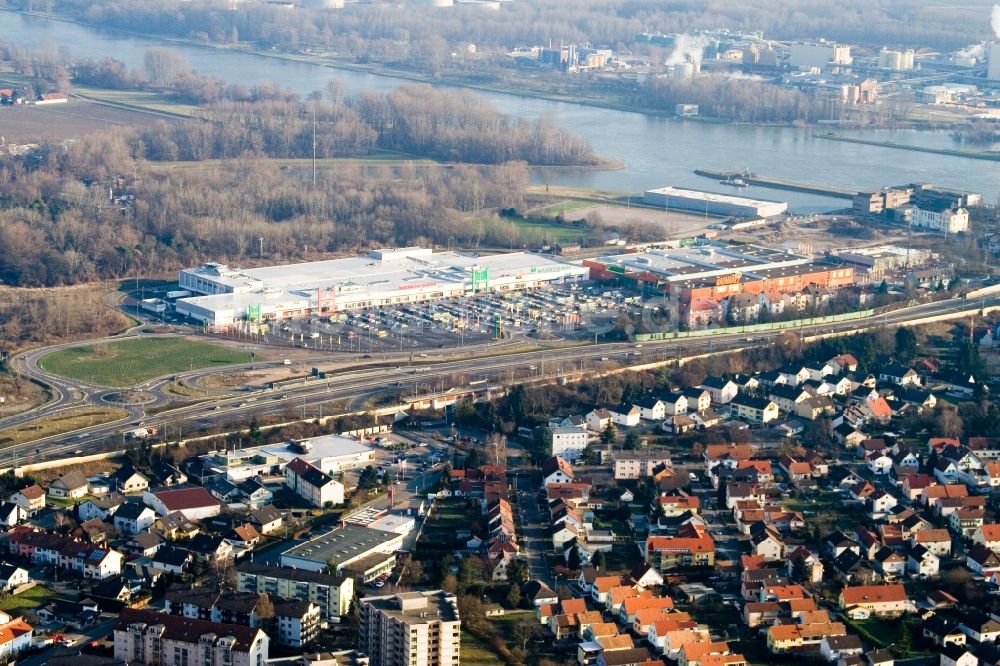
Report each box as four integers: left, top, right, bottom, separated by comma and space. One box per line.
138, 281, 651, 352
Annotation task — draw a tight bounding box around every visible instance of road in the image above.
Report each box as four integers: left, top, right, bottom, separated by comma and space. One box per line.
1, 293, 996, 466
18, 617, 117, 666
514, 471, 553, 586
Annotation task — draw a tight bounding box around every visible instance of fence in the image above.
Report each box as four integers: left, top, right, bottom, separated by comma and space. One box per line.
634, 309, 875, 342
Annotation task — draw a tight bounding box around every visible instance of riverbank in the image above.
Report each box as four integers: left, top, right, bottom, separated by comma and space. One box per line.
0, 8, 908, 132
817, 132, 1000, 162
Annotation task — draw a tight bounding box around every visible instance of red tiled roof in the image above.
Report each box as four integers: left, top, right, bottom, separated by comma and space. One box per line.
152, 487, 221, 511
16, 485, 44, 500
841, 584, 906, 605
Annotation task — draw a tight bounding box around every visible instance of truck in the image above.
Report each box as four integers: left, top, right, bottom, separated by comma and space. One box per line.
165, 289, 192, 300
125, 427, 157, 440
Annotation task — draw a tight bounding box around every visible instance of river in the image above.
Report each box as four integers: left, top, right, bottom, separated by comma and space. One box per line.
3, 10, 999, 213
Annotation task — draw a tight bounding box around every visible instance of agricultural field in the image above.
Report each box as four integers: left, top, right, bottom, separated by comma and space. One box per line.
39, 337, 257, 387
0, 99, 166, 143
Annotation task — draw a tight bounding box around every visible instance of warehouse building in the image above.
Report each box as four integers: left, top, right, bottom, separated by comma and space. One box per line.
643, 187, 788, 218
175, 247, 589, 326
583, 242, 854, 305
199, 435, 376, 482
280, 524, 403, 579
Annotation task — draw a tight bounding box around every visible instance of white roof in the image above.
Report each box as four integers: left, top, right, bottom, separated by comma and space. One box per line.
645, 186, 785, 208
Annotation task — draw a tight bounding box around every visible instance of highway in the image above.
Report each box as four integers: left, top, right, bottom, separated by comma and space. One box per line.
1, 292, 997, 466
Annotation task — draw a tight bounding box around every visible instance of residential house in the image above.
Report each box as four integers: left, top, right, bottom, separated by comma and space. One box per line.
749, 524, 785, 562
165, 589, 319, 648
767, 622, 847, 654
682, 387, 712, 413
645, 525, 715, 571
9, 486, 44, 515
786, 547, 824, 584
949, 507, 985, 538
609, 404, 641, 427
248, 505, 283, 536
48, 472, 90, 500
634, 397, 667, 421
285, 458, 345, 508
78, 493, 126, 522
586, 408, 612, 432
111, 466, 150, 495
911, 529, 952, 557
879, 363, 920, 386
820, 635, 864, 663
940, 644, 978, 666
0, 503, 26, 529
151, 546, 193, 575
236, 478, 272, 510
662, 392, 689, 416
37, 598, 100, 629
828, 354, 859, 374
228, 524, 261, 549
543, 456, 576, 487
729, 396, 779, 425
838, 585, 908, 619
960, 611, 1000, 644
967, 544, 1000, 576
874, 548, 906, 581
699, 377, 738, 405
906, 545, 939, 578
142, 487, 222, 521
0, 563, 29, 592
112, 503, 157, 537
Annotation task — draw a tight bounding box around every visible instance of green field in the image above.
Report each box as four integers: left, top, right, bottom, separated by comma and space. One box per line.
530, 198, 601, 217
479, 216, 592, 246
460, 631, 498, 666
40, 337, 256, 387
0, 585, 54, 616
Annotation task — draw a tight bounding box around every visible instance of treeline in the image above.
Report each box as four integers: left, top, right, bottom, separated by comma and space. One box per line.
0, 41, 601, 166
0, 286, 131, 350
642, 75, 826, 124
0, 130, 554, 286
138, 88, 599, 165
37, 0, 996, 76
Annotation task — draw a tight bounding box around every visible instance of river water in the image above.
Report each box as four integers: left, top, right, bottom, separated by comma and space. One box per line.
4, 10, 999, 213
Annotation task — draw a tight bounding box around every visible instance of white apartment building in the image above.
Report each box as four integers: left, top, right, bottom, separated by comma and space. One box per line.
359, 591, 461, 666
285, 457, 345, 508
550, 427, 589, 461
614, 452, 673, 480
237, 562, 355, 619
912, 205, 969, 234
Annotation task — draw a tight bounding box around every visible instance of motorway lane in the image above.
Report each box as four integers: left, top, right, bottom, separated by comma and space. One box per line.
3, 293, 998, 464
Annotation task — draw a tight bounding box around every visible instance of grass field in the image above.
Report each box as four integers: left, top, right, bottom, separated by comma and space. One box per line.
0, 406, 128, 447
40, 337, 257, 387
479, 216, 591, 246
73, 86, 200, 118
530, 198, 603, 217
0, 585, 55, 616
460, 632, 497, 666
